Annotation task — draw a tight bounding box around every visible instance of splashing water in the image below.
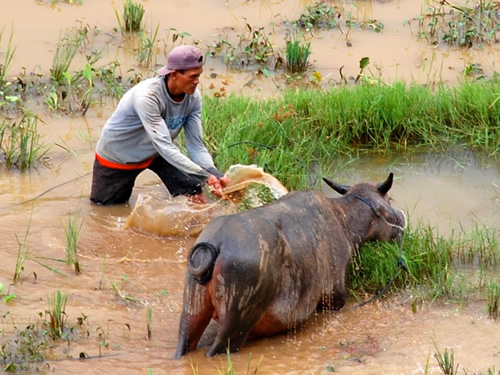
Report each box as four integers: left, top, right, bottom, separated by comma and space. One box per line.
124, 164, 289, 236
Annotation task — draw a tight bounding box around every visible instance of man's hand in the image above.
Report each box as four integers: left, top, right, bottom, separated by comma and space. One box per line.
207, 174, 231, 197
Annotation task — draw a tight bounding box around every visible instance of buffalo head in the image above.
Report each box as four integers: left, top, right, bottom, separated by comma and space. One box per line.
323, 173, 407, 247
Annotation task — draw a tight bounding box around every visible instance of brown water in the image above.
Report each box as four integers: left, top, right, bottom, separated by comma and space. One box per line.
1, 1, 500, 374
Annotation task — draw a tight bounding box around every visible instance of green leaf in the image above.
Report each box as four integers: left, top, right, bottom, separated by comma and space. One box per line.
5, 95, 20, 102
359, 57, 370, 69
63, 71, 72, 85
3, 294, 16, 303
82, 63, 93, 86
261, 68, 274, 78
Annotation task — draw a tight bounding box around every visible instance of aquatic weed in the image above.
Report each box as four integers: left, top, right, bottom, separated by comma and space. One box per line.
293, 1, 339, 31
409, 0, 500, 47
0, 322, 48, 372
0, 108, 48, 170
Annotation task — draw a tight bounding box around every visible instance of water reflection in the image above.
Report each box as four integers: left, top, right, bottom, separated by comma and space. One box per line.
325, 149, 500, 235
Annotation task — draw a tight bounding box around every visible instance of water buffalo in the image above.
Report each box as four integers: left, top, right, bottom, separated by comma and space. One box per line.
174, 173, 406, 358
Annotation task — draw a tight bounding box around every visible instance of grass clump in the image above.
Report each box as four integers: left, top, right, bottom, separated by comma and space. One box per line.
45, 290, 69, 339
285, 39, 311, 74
116, 0, 145, 34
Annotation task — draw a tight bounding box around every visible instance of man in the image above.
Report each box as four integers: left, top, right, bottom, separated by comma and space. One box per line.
90, 45, 228, 205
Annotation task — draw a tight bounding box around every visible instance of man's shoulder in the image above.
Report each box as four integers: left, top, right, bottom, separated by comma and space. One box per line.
189, 88, 202, 104
135, 76, 164, 91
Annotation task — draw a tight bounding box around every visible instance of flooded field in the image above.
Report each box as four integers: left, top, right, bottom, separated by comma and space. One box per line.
1, 0, 499, 374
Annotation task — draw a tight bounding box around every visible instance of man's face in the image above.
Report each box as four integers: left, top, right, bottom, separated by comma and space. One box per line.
174, 66, 203, 95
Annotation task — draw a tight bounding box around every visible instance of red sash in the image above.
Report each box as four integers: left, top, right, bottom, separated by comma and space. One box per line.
96, 153, 154, 170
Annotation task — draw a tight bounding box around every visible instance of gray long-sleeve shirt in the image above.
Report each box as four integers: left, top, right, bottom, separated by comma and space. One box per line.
96, 75, 216, 178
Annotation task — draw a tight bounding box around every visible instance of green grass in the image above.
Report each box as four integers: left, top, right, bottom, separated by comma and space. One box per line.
347, 220, 499, 309
202, 79, 500, 191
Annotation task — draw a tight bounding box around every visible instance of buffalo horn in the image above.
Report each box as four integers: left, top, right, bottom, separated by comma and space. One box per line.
322, 178, 350, 195
376, 173, 394, 195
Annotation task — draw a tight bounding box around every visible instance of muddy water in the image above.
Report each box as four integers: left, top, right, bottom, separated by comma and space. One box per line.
1, 0, 500, 374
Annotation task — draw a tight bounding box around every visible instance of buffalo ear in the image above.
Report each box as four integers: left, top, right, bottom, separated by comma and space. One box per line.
323, 178, 350, 195
376, 173, 394, 195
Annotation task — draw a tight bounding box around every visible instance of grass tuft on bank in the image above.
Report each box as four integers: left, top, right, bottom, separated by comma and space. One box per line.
203, 79, 500, 190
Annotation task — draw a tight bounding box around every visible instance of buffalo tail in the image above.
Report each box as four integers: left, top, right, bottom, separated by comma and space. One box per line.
188, 242, 220, 285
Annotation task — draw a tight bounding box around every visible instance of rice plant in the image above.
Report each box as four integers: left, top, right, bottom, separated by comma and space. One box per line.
12, 209, 34, 284
285, 39, 311, 74
146, 305, 153, 339
433, 340, 459, 375
45, 290, 69, 339
487, 280, 499, 319
62, 210, 83, 274
346, 217, 500, 304
115, 0, 145, 34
